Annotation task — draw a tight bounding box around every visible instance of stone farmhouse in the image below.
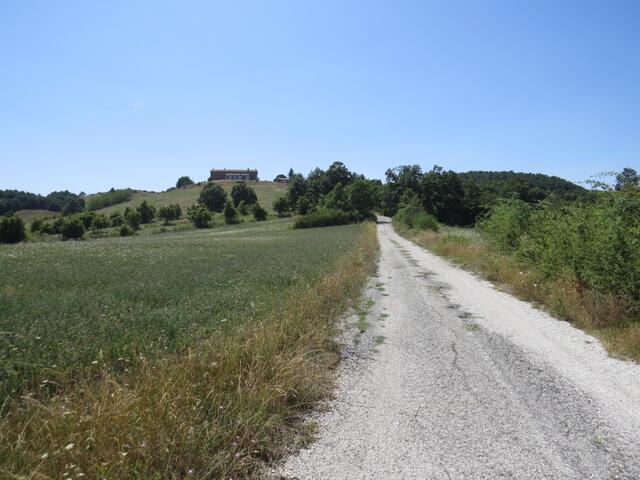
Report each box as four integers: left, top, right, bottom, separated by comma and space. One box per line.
209, 168, 259, 182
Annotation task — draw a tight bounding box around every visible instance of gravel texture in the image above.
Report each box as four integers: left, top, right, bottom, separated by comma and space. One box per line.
278, 218, 640, 479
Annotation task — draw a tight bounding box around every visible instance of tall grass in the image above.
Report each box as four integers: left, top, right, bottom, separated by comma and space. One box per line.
0, 223, 378, 478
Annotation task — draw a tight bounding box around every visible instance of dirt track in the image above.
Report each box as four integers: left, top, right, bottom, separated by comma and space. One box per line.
279, 218, 640, 479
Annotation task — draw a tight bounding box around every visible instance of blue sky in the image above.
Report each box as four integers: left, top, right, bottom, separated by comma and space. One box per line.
1, 0, 638, 194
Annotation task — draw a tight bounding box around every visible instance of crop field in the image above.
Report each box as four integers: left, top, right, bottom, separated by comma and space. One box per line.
95, 181, 287, 216
0, 219, 364, 406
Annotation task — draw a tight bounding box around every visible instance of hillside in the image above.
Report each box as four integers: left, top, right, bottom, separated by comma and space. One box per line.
95, 181, 287, 215
459, 170, 588, 204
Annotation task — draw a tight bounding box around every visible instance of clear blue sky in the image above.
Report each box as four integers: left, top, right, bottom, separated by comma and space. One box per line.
1, 0, 638, 194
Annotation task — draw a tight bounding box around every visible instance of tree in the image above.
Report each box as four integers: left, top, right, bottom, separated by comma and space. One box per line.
287, 174, 307, 208
137, 201, 156, 224
273, 196, 290, 217
30, 218, 43, 233
0, 215, 25, 243
60, 216, 85, 239
158, 204, 182, 225
199, 183, 227, 212
237, 200, 248, 215
615, 168, 639, 191
110, 211, 124, 227
61, 197, 84, 216
125, 209, 142, 230
176, 176, 195, 188
119, 224, 134, 236
223, 199, 239, 224
92, 214, 110, 233
296, 196, 311, 215
231, 182, 257, 207
320, 183, 349, 211
288, 168, 295, 180
346, 179, 377, 215
253, 203, 267, 221
187, 205, 212, 228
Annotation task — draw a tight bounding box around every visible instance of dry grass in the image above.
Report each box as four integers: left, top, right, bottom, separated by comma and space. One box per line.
396, 223, 640, 362
0, 224, 379, 479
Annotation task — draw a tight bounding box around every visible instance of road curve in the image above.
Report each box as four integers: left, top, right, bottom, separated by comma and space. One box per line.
280, 218, 640, 479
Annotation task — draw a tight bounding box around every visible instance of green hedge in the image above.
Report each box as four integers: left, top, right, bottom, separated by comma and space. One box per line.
293, 208, 372, 229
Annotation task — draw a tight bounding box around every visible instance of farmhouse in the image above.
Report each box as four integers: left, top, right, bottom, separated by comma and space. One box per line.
209, 168, 259, 182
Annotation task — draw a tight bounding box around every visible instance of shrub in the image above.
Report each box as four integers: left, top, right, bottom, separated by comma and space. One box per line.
237, 200, 248, 216
158, 204, 182, 225
187, 205, 212, 228
60, 217, 85, 240
0, 216, 26, 243
39, 222, 54, 235
293, 208, 369, 229
223, 200, 239, 224
137, 201, 156, 224
30, 218, 43, 233
394, 197, 439, 232
253, 203, 267, 221
110, 212, 124, 227
119, 224, 134, 237
125, 209, 142, 230
92, 214, 110, 233
79, 212, 95, 229
231, 182, 257, 207
199, 183, 227, 212
86, 189, 134, 211
480, 198, 531, 252
176, 176, 194, 188
273, 196, 290, 217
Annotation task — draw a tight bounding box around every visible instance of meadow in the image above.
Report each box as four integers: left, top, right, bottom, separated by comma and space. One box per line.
0, 219, 378, 478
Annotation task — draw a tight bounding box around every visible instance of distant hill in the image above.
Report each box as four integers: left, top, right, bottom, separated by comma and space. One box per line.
95, 181, 288, 215
459, 170, 588, 204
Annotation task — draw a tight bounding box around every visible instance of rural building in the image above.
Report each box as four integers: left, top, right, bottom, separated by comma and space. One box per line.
209, 168, 259, 182
274, 174, 288, 183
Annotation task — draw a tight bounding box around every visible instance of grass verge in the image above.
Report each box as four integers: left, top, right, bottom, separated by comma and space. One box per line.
0, 223, 379, 479
393, 221, 640, 362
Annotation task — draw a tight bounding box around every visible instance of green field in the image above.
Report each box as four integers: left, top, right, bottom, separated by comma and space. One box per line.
0, 219, 364, 405
93, 181, 287, 215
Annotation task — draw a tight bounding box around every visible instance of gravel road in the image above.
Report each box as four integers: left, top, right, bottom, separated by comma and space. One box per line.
279, 218, 640, 479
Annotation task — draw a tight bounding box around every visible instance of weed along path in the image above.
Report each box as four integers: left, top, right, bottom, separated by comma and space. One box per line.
279, 217, 640, 479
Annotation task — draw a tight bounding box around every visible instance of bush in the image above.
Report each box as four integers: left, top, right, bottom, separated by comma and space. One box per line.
124, 209, 142, 230
231, 182, 257, 207
199, 183, 227, 212
223, 200, 239, 224
119, 224, 134, 237
480, 198, 531, 252
0, 215, 26, 243
293, 208, 370, 229
30, 218, 43, 233
394, 197, 439, 232
237, 200, 248, 216
79, 212, 95, 229
137, 201, 156, 224
187, 205, 212, 228
86, 189, 134, 211
110, 212, 124, 227
92, 214, 110, 233
158, 204, 182, 225
273, 196, 290, 217
253, 203, 267, 221
176, 176, 194, 188
60, 217, 85, 240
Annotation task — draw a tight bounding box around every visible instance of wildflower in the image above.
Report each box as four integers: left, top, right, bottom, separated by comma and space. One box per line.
139, 442, 146, 448
91, 360, 98, 365
65, 443, 74, 451
187, 469, 194, 476
41, 453, 49, 459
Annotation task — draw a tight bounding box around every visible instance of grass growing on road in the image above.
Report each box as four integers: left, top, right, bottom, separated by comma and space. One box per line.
0, 220, 378, 478
394, 221, 640, 362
